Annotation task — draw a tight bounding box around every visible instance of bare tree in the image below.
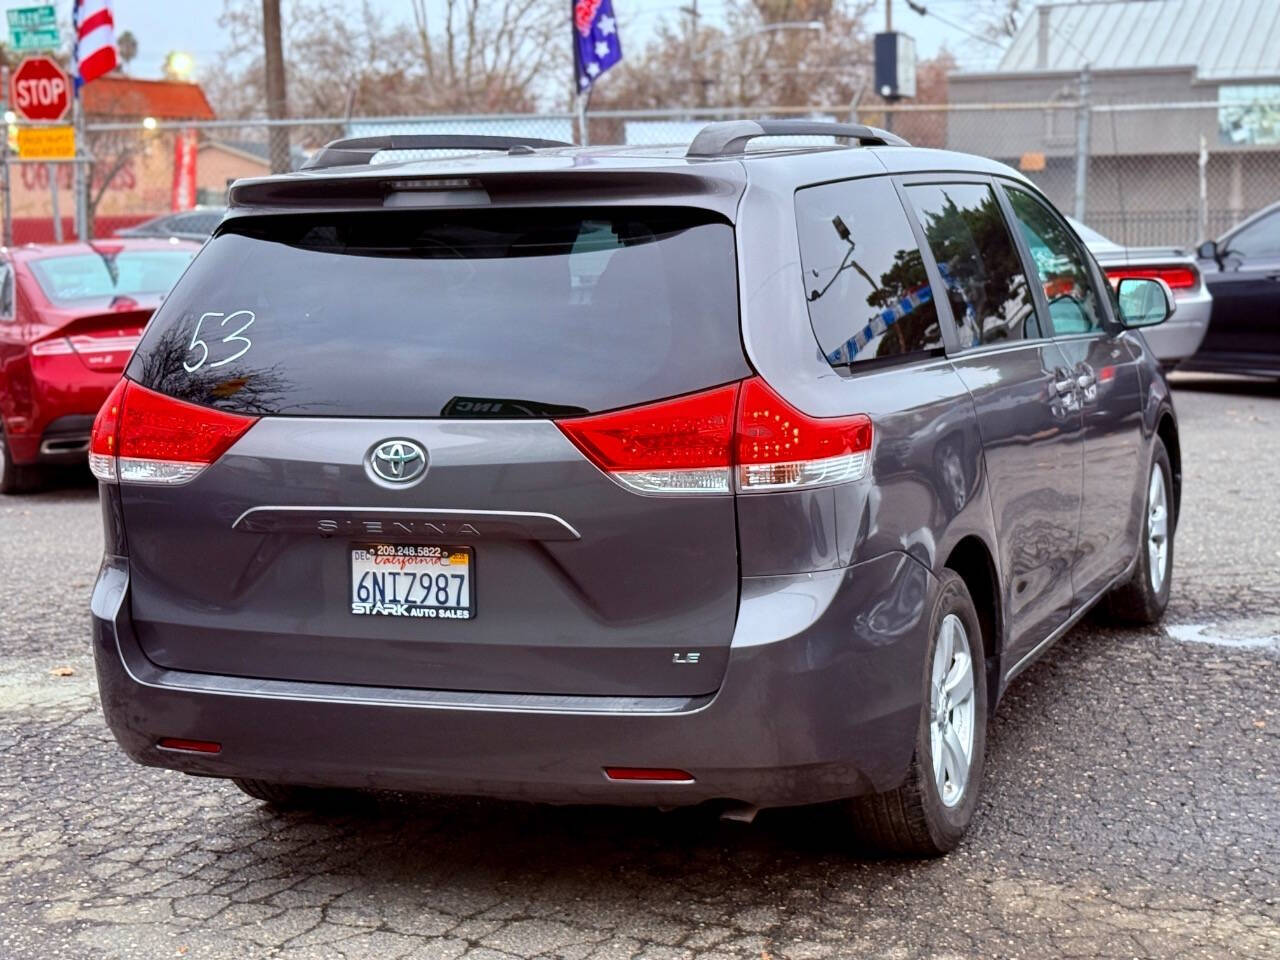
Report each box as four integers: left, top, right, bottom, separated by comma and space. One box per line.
410, 0, 563, 112
592, 1, 876, 111
205, 0, 566, 123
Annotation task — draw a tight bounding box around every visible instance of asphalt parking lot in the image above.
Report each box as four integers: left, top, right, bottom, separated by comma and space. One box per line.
1, 374, 1277, 960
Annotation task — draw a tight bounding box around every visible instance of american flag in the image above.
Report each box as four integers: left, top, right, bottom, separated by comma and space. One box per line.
73, 0, 119, 87
573, 0, 622, 93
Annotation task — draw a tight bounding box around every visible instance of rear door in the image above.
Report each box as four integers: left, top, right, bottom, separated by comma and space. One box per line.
121, 206, 751, 697
1199, 209, 1280, 363
900, 177, 1083, 666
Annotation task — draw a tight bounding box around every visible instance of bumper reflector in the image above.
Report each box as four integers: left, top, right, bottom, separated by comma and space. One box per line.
157, 737, 222, 754
604, 767, 695, 782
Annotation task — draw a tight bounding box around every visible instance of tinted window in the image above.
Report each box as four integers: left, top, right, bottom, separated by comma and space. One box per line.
28, 251, 194, 306
906, 182, 1039, 347
795, 177, 941, 367
1229, 211, 1280, 259
0, 265, 12, 318
128, 208, 748, 417
1005, 186, 1106, 335
175, 211, 222, 235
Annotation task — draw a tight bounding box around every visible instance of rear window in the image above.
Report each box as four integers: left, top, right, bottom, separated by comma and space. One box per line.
795, 176, 942, 368
127, 208, 748, 417
29, 250, 194, 306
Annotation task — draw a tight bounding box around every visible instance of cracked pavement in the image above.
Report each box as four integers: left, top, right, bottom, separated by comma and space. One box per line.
1, 373, 1277, 959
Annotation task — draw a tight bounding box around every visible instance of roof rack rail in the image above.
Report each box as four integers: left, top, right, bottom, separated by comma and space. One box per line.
685, 119, 909, 158
303, 134, 572, 170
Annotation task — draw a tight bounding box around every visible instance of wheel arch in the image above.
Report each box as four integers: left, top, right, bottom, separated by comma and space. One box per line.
1155, 408, 1181, 529
942, 535, 1002, 706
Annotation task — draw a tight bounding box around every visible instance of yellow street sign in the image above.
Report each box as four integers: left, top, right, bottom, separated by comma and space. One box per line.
16, 124, 74, 159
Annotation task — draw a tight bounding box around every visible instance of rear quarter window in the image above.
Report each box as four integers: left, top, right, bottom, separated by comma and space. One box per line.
795, 176, 942, 368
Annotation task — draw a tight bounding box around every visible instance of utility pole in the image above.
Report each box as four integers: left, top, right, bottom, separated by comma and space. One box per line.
262, 0, 290, 173
683, 1, 699, 108
2, 65, 11, 248
1074, 63, 1090, 223
883, 0, 894, 133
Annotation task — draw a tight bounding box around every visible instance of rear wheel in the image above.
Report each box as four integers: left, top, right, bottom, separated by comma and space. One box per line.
231, 778, 353, 809
0, 428, 42, 495
1102, 439, 1173, 625
847, 570, 988, 856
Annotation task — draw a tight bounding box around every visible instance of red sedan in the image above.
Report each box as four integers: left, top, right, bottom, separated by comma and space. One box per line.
0, 238, 198, 492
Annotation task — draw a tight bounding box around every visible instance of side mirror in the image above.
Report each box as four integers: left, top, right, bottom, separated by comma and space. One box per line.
1116, 276, 1175, 328
1195, 239, 1217, 260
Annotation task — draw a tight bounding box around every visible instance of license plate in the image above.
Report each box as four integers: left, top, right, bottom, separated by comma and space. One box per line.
350, 544, 473, 619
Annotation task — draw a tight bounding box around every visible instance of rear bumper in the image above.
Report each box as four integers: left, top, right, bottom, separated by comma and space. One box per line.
36, 414, 93, 462
1140, 295, 1211, 363
92, 551, 936, 808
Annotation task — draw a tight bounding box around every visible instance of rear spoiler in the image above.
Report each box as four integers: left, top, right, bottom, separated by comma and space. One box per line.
224, 167, 746, 221
302, 134, 572, 170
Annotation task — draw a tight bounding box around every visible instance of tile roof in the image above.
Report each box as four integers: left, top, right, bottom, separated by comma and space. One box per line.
84, 75, 216, 120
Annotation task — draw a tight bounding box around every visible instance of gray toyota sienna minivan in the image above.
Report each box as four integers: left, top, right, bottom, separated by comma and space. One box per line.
90, 121, 1180, 855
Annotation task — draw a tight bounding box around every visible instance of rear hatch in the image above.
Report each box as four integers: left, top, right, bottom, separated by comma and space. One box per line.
118, 205, 749, 697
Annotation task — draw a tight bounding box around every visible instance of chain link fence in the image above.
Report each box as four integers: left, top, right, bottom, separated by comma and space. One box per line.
4, 99, 1278, 249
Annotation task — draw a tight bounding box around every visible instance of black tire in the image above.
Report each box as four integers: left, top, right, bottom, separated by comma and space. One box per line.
1102, 439, 1174, 625
847, 570, 988, 857
232, 778, 351, 809
0, 427, 42, 495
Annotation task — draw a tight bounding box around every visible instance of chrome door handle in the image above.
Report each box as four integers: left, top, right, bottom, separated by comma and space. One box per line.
1050, 376, 1077, 396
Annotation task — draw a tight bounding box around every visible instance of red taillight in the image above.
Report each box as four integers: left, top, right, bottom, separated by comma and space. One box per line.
89, 379, 258, 485
604, 767, 695, 782
555, 377, 873, 495
556, 383, 738, 494
157, 737, 222, 754
89, 379, 128, 482
1104, 265, 1198, 292
735, 377, 873, 492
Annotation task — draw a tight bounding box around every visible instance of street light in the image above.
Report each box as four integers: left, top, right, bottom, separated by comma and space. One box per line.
164, 51, 195, 81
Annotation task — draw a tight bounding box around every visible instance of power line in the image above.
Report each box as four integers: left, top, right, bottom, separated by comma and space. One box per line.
903, 2, 1008, 51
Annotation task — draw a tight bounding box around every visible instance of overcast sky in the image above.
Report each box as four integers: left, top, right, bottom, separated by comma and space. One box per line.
111, 0, 1008, 89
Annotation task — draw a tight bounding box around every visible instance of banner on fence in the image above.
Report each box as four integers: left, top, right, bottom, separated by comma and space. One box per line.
171, 128, 197, 211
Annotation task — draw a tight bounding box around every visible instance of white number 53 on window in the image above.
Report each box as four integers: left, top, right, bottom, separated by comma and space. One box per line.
183, 310, 256, 373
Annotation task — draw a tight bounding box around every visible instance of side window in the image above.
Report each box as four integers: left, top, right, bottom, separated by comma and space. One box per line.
905, 182, 1039, 348
796, 177, 942, 367
1228, 212, 1280, 260
1005, 185, 1106, 336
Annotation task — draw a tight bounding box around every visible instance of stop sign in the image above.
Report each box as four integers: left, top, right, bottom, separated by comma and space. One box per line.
10, 56, 71, 123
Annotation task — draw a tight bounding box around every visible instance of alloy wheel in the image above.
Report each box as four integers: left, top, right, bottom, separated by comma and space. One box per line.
1147, 465, 1170, 593
930, 613, 976, 808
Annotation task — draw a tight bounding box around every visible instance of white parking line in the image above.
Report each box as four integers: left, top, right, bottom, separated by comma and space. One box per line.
1165, 621, 1280, 652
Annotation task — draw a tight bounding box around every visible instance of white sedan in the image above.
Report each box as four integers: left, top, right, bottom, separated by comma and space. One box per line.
1069, 218, 1213, 368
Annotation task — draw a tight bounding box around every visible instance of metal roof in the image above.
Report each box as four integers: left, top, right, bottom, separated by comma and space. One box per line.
998, 0, 1280, 81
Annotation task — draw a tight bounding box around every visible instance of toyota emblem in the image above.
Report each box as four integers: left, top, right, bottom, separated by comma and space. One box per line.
368, 439, 427, 484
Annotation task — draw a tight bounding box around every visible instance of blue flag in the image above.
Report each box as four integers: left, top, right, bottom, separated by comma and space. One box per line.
573, 0, 622, 93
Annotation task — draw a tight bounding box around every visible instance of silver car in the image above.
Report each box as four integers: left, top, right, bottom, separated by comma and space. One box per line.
1069, 217, 1213, 368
